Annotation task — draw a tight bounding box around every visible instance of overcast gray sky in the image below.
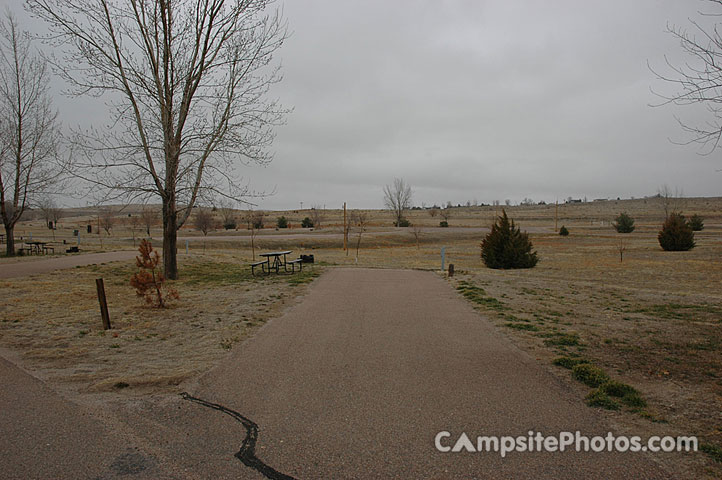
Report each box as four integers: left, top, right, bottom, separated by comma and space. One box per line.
6, 0, 722, 209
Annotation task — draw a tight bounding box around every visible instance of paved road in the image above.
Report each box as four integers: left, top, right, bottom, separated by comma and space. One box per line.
1, 268, 669, 478
0, 251, 137, 279
0, 355, 174, 479
127, 269, 667, 479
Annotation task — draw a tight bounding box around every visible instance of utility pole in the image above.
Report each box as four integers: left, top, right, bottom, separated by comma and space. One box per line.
555, 199, 559, 232
343, 202, 347, 252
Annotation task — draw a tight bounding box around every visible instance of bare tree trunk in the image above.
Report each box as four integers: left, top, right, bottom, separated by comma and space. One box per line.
162, 199, 178, 280
4, 225, 14, 256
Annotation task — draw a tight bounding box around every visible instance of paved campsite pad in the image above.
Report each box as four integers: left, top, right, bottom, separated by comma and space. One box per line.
1, 268, 673, 478
105, 268, 668, 479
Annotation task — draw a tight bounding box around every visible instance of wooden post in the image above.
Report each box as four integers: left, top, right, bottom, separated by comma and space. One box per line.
343, 202, 347, 252
448, 263, 454, 277
95, 278, 111, 330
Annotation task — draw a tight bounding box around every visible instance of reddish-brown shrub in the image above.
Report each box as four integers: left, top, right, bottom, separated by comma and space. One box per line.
129, 239, 178, 307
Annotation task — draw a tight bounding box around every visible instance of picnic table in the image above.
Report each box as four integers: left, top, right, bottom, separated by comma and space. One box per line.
20, 241, 54, 255
251, 250, 303, 275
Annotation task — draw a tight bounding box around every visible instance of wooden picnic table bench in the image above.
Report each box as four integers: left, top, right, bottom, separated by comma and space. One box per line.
250, 259, 268, 276
285, 258, 303, 273
251, 250, 304, 275
25, 241, 50, 255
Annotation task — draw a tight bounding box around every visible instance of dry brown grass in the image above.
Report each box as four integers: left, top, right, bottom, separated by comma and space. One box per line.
0, 254, 321, 400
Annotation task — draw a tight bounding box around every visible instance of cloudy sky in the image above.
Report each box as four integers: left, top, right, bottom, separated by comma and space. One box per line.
5, 0, 722, 209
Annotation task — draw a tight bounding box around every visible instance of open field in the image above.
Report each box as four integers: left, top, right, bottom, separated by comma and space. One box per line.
1, 196, 721, 477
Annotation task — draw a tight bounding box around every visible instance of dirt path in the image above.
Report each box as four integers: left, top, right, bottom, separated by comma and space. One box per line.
2, 268, 671, 478
0, 250, 137, 279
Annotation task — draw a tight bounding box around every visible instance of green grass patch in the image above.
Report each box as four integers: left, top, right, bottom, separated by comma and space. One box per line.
631, 303, 722, 321
552, 356, 588, 369
585, 389, 620, 410
179, 261, 253, 285
504, 322, 539, 331
572, 363, 610, 387
639, 410, 667, 423
287, 270, 321, 286
599, 381, 647, 408
456, 281, 506, 311
543, 332, 581, 347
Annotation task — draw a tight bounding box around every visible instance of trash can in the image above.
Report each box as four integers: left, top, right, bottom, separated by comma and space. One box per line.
300, 254, 315, 263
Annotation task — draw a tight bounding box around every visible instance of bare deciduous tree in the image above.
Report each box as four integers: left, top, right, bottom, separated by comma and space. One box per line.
428, 207, 439, 218
194, 207, 215, 253
29, 0, 289, 278
440, 208, 452, 223
140, 206, 159, 237
50, 203, 63, 230
0, 13, 61, 255
243, 209, 263, 260
657, 184, 684, 219
383, 177, 412, 226
411, 224, 423, 249
38, 196, 55, 228
194, 207, 215, 236
128, 214, 141, 245
651, 2, 722, 153
310, 205, 324, 229
38, 196, 62, 239
99, 208, 115, 235
218, 200, 237, 230
351, 211, 368, 262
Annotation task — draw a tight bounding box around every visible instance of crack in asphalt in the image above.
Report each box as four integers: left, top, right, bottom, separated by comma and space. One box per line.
181, 392, 298, 480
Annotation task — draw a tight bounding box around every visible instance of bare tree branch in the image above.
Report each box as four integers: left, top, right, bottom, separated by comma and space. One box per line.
651, 1, 722, 154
